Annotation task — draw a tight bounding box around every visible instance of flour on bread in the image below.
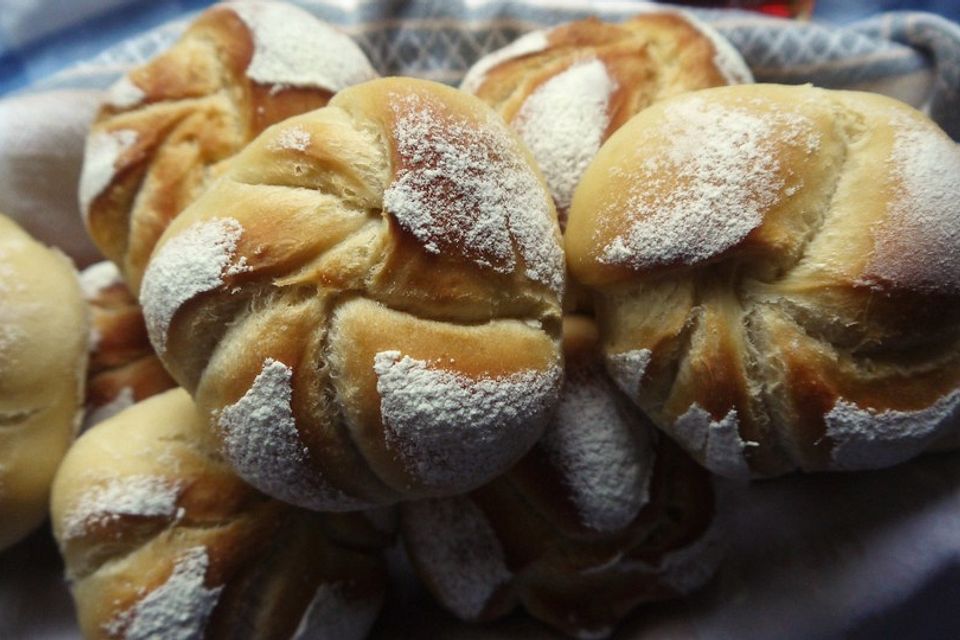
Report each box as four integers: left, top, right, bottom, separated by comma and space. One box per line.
402, 497, 512, 620
513, 58, 616, 214
374, 350, 561, 491
218, 358, 367, 511
825, 389, 960, 470
384, 91, 564, 294
230, 1, 376, 91
600, 97, 820, 269
62, 474, 181, 540
606, 348, 652, 400
103, 546, 222, 640
864, 109, 960, 294
105, 75, 146, 110
672, 404, 753, 478
141, 218, 249, 353
79, 129, 138, 218
540, 368, 653, 533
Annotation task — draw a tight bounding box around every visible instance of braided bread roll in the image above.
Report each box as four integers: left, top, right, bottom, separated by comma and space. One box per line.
139, 77, 565, 510
402, 316, 719, 639
80, 0, 377, 291
0, 213, 88, 551
51, 389, 389, 640
80, 261, 176, 429
462, 12, 751, 223
567, 84, 960, 477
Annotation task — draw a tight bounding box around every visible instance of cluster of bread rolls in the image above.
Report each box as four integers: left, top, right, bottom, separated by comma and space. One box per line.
1, 1, 957, 638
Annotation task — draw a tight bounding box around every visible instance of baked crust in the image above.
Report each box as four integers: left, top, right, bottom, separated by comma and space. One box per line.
139, 78, 565, 508
79, 1, 377, 292
567, 84, 960, 476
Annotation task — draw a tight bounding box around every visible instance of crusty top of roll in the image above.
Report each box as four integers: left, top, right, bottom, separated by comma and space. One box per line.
139, 78, 564, 508
462, 12, 752, 216
567, 84, 960, 476
51, 389, 389, 640
80, 1, 377, 292
569, 84, 960, 294
0, 213, 88, 551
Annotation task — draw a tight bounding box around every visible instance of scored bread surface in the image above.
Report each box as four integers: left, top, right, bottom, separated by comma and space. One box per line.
79, 1, 377, 292
567, 84, 960, 476
463, 12, 752, 220
51, 389, 389, 640
139, 77, 565, 508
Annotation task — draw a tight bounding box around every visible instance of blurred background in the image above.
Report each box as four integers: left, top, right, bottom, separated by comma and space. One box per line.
3, 0, 960, 97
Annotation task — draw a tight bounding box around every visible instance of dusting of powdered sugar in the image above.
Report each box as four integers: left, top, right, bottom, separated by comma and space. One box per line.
606, 349, 652, 401
140, 218, 249, 353
681, 12, 754, 85
862, 110, 960, 294
291, 581, 383, 640
82, 386, 136, 431
599, 97, 819, 269
79, 261, 123, 300
229, 1, 376, 91
825, 389, 960, 470
103, 546, 222, 640
403, 497, 512, 620
538, 368, 654, 533
383, 91, 564, 293
373, 350, 562, 492
512, 58, 617, 215
62, 474, 181, 540
672, 404, 754, 479
105, 75, 146, 109
460, 29, 550, 94
218, 358, 368, 511
269, 124, 312, 152
78, 128, 138, 218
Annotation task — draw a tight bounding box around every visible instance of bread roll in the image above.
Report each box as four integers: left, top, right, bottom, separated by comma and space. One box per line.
0, 213, 88, 551
51, 389, 389, 640
401, 315, 720, 639
80, 1, 377, 292
462, 12, 751, 222
567, 84, 960, 476
138, 77, 565, 510
80, 261, 176, 430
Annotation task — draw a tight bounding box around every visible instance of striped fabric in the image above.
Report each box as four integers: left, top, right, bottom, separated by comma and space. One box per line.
3, 1, 960, 137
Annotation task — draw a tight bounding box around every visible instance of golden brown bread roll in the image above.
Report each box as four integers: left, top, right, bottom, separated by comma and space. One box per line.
51, 389, 389, 640
0, 213, 88, 551
80, 261, 176, 429
462, 12, 752, 221
138, 77, 565, 510
566, 84, 960, 477
402, 317, 720, 639
80, 1, 377, 292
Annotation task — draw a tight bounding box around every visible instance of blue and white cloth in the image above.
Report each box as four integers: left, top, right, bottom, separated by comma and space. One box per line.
3, 1, 960, 137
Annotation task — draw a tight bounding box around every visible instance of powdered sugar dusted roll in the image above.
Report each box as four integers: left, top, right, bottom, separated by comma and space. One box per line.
51, 389, 388, 640
80, 261, 176, 430
462, 13, 752, 223
80, 1, 377, 293
402, 316, 720, 639
139, 77, 564, 510
567, 84, 960, 477
0, 213, 88, 551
